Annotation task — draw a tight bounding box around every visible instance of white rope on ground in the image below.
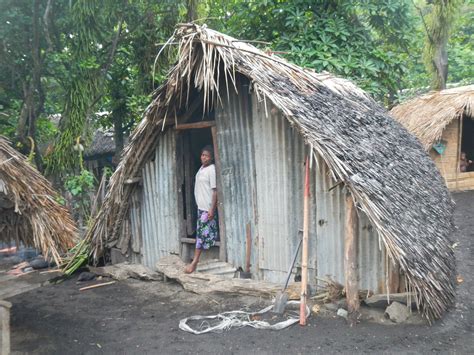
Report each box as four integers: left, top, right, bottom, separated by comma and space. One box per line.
179, 301, 310, 334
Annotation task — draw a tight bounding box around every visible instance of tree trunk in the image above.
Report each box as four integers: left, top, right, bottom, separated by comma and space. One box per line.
432, 40, 448, 90
113, 112, 124, 164
186, 0, 198, 22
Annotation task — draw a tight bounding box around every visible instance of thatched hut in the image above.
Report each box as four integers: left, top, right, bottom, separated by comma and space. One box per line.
84, 128, 118, 177
0, 137, 76, 264
390, 86, 474, 191
87, 25, 455, 321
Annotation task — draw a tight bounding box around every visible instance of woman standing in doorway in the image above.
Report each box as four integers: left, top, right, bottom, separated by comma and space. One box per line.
184, 145, 218, 273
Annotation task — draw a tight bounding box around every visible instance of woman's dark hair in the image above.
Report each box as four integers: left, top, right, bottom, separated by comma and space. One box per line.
201, 145, 214, 159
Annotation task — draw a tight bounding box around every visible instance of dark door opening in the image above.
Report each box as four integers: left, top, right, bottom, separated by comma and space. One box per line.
176, 124, 224, 262
460, 116, 474, 172
179, 128, 213, 238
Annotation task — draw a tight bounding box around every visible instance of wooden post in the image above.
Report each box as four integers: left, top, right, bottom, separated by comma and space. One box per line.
344, 192, 360, 322
455, 117, 463, 190
211, 126, 227, 262
299, 156, 310, 326
0, 300, 11, 355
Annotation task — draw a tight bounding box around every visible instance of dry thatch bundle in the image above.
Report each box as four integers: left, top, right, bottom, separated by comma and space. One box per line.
0, 137, 76, 264
86, 24, 455, 321
390, 85, 474, 150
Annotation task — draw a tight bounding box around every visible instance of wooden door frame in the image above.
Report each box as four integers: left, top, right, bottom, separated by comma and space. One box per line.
175, 121, 227, 262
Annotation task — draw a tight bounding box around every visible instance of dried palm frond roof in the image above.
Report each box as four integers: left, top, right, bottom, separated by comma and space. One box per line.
87, 24, 455, 321
390, 85, 474, 150
0, 137, 76, 264
84, 128, 116, 158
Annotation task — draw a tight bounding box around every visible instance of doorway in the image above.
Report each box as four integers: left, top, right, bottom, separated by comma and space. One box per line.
175, 122, 224, 262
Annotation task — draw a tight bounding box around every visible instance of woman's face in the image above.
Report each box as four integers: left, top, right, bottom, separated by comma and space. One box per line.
201, 150, 212, 166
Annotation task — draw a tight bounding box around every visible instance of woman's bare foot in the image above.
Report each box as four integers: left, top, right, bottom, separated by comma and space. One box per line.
184, 263, 197, 274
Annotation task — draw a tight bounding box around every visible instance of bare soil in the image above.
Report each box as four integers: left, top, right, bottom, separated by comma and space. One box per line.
8, 191, 474, 354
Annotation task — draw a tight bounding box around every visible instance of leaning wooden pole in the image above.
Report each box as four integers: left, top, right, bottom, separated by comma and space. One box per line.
344, 191, 360, 323
299, 156, 310, 326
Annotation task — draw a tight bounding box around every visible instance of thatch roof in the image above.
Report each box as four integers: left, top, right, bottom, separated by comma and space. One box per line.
84, 128, 116, 159
0, 137, 76, 264
87, 24, 455, 321
390, 85, 474, 150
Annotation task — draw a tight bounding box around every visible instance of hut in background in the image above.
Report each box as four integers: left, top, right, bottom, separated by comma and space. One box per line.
0, 137, 76, 264
84, 128, 116, 177
391, 85, 474, 191
87, 25, 455, 321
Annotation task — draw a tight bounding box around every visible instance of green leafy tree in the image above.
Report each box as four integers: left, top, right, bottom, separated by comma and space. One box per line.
207, 0, 420, 104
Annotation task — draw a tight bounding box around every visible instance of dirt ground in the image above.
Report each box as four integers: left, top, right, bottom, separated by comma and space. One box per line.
8, 191, 474, 354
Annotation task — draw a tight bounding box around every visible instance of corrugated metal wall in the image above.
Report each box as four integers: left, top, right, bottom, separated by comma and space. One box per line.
251, 97, 318, 283
215, 77, 259, 272
140, 128, 180, 269
315, 155, 386, 292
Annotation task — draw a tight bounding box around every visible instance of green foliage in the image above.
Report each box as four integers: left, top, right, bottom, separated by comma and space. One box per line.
65, 169, 95, 197
65, 168, 96, 225
447, 1, 474, 84
209, 0, 419, 104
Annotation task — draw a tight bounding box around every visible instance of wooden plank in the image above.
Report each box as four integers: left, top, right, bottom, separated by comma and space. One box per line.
388, 260, 400, 293
175, 121, 216, 130
344, 192, 360, 320
183, 132, 194, 235
175, 133, 187, 250
456, 118, 462, 190
211, 126, 227, 262
181, 238, 221, 247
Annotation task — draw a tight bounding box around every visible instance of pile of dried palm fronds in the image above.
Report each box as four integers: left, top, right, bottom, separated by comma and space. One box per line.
86, 24, 455, 321
0, 137, 77, 265
390, 85, 474, 150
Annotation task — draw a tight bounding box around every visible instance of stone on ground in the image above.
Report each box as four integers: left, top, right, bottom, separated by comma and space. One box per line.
385, 301, 410, 323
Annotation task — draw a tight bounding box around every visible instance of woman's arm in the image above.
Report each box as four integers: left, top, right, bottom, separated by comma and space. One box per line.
208, 189, 217, 220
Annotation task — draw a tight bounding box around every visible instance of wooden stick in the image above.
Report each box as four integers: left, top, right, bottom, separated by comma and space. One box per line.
344, 192, 360, 320
175, 120, 216, 130
16, 270, 36, 277
39, 269, 62, 274
79, 281, 116, 291
300, 156, 310, 326
245, 223, 251, 273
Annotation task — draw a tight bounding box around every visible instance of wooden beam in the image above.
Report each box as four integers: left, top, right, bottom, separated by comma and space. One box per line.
344, 192, 360, 322
211, 126, 227, 262
175, 121, 216, 130
456, 117, 463, 190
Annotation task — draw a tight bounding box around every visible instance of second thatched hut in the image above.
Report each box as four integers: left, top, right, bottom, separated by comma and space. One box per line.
0, 137, 76, 264
391, 85, 474, 191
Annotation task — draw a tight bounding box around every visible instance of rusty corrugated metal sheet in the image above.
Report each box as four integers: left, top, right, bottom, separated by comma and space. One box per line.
141, 129, 180, 269
215, 77, 259, 273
